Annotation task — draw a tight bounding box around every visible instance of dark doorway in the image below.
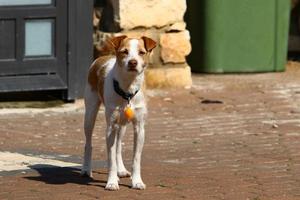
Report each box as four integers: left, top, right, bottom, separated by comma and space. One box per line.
0, 0, 93, 100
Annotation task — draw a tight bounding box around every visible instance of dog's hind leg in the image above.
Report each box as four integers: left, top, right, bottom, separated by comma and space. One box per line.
81, 85, 101, 177
116, 125, 131, 178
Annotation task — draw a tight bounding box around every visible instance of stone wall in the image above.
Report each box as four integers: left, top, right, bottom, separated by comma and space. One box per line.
93, 0, 192, 88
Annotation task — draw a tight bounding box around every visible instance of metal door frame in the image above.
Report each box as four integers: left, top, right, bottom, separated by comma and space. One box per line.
67, 0, 93, 100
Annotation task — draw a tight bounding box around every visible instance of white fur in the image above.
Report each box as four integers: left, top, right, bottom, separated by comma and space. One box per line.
81, 40, 147, 191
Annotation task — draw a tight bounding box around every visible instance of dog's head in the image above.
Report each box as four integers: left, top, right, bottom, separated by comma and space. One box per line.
109, 35, 156, 74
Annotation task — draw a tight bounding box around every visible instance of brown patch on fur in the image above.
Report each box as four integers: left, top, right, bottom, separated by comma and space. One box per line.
88, 55, 114, 101
94, 44, 102, 58
95, 35, 128, 58
110, 35, 127, 51
142, 36, 157, 52
98, 40, 115, 56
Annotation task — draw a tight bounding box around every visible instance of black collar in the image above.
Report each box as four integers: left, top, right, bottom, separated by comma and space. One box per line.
113, 79, 139, 103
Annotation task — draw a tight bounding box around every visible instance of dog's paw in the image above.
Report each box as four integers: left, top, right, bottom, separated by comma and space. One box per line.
132, 182, 146, 190
105, 183, 120, 191
80, 169, 93, 178
118, 170, 131, 178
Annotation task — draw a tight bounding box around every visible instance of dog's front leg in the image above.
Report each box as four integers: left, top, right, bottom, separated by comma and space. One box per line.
117, 125, 131, 178
105, 123, 120, 191
131, 119, 146, 190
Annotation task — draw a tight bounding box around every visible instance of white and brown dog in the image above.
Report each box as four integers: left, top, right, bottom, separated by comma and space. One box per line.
81, 35, 156, 191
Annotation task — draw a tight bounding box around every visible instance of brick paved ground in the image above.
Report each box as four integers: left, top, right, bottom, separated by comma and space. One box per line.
0, 62, 300, 200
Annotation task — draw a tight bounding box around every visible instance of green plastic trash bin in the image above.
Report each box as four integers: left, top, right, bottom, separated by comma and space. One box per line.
186, 0, 291, 73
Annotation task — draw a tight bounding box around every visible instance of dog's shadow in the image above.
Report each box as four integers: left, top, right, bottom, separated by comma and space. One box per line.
23, 164, 130, 189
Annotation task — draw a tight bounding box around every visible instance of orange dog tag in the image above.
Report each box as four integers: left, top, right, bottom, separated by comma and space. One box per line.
124, 106, 134, 120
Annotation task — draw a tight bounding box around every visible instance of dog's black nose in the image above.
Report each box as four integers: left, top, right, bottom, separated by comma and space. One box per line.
128, 59, 137, 68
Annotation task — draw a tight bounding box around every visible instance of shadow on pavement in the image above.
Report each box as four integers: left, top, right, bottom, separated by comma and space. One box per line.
23, 164, 131, 189
23, 164, 107, 188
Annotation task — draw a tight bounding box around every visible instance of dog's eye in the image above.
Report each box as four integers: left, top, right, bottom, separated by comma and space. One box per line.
120, 49, 128, 55
139, 51, 146, 55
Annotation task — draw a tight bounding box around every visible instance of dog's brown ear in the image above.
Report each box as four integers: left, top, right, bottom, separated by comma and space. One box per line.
110, 35, 127, 50
142, 36, 156, 52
